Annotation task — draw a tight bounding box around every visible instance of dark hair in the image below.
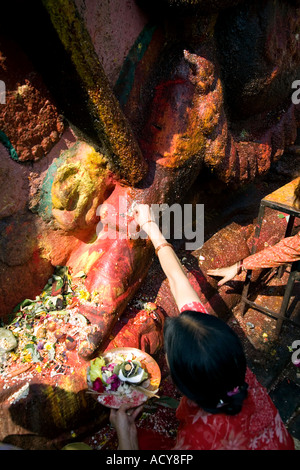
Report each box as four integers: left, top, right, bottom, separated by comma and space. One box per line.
164, 311, 248, 415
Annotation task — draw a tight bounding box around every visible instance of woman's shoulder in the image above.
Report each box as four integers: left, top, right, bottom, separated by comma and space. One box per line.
180, 301, 208, 314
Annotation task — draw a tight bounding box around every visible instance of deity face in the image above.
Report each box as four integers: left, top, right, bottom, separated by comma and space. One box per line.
51, 142, 115, 234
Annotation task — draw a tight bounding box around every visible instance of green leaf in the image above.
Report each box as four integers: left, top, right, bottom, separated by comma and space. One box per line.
43, 284, 52, 293
54, 278, 64, 290
13, 299, 34, 312
55, 266, 69, 277
154, 395, 180, 409
24, 343, 42, 362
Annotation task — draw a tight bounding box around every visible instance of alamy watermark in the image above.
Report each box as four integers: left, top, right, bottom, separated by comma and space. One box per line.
291, 80, 300, 104
291, 340, 300, 366
0, 80, 5, 104
96, 198, 204, 250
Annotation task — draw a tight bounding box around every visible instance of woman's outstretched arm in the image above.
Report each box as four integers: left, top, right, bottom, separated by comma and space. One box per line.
208, 232, 300, 286
134, 204, 201, 311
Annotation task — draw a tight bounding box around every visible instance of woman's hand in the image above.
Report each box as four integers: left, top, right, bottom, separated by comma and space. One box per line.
133, 204, 201, 311
110, 403, 143, 450
133, 204, 155, 232
207, 263, 239, 286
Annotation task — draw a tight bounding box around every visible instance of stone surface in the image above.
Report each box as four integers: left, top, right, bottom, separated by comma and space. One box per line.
0, 36, 65, 162
216, 0, 300, 120
51, 141, 114, 233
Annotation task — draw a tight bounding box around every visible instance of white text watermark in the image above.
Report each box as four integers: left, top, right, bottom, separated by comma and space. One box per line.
96, 198, 204, 250
291, 339, 300, 366
291, 80, 300, 105
0, 80, 5, 104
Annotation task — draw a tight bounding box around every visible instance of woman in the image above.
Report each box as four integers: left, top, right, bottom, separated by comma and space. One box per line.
110, 204, 295, 450
207, 179, 300, 286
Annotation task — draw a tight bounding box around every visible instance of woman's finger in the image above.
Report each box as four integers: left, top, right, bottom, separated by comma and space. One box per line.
207, 269, 221, 276
131, 405, 144, 420
109, 408, 117, 426
116, 403, 144, 420
217, 277, 227, 287
118, 403, 133, 413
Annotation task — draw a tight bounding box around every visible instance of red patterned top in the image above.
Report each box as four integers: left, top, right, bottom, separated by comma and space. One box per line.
173, 368, 294, 450
174, 302, 295, 450
180, 301, 208, 314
